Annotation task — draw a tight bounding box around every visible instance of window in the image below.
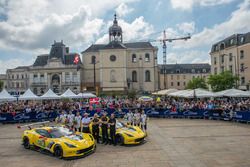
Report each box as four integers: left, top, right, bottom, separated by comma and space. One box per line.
240, 50, 244, 59
145, 70, 150, 82
229, 65, 233, 73
214, 67, 217, 74
192, 76, 195, 79
221, 55, 224, 63
110, 55, 116, 62
214, 57, 217, 65
177, 75, 180, 80
21, 74, 24, 79
145, 53, 150, 62
176, 69, 180, 73
132, 54, 137, 62
230, 39, 234, 45
229, 53, 233, 61
12, 82, 14, 88
240, 63, 245, 72
183, 75, 186, 79
72, 72, 78, 82
171, 82, 173, 86
177, 82, 180, 86
221, 66, 224, 72
12, 75, 14, 79
16, 82, 19, 88
171, 75, 173, 80
202, 69, 206, 73
16, 74, 19, 79
132, 71, 137, 82
241, 77, 245, 84
220, 43, 225, 50
40, 74, 45, 83
33, 74, 38, 83
65, 72, 70, 83
33, 88, 37, 95
240, 36, 245, 43
183, 82, 186, 86
91, 55, 96, 64
191, 69, 195, 73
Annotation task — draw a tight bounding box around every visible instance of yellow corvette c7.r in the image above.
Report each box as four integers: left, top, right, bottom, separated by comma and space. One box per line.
21, 125, 95, 159
115, 121, 146, 145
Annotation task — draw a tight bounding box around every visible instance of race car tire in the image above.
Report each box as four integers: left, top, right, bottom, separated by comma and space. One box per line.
116, 134, 124, 145
54, 145, 63, 159
23, 137, 30, 149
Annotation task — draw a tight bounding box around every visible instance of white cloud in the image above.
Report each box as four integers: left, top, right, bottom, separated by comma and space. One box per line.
173, 0, 250, 49
0, 58, 34, 74
115, 3, 134, 17
170, 0, 235, 11
177, 21, 195, 34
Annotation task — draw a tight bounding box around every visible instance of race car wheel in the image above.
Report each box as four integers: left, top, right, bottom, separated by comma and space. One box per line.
54, 145, 63, 159
23, 137, 30, 149
116, 135, 124, 145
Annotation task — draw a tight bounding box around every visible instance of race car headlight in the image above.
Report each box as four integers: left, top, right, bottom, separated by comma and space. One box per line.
64, 142, 77, 148
124, 133, 134, 137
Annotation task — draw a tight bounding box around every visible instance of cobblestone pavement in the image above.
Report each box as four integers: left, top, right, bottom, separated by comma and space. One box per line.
0, 119, 250, 167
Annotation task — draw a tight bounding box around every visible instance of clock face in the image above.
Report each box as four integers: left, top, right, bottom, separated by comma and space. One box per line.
110, 55, 116, 62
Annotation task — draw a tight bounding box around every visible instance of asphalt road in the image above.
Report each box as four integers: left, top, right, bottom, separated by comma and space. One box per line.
0, 119, 250, 167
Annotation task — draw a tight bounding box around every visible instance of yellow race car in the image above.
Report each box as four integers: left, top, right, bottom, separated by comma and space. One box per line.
90, 121, 146, 145
116, 121, 146, 145
20, 123, 95, 159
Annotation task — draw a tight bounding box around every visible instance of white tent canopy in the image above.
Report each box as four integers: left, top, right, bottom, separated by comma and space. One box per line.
169, 89, 215, 98
19, 89, 38, 100
152, 89, 178, 95
77, 92, 96, 98
215, 88, 250, 97
40, 89, 60, 100
0, 89, 16, 101
60, 89, 78, 98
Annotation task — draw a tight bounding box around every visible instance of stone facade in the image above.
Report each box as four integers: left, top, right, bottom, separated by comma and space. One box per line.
159, 64, 211, 90
210, 32, 250, 90
81, 15, 159, 94
6, 41, 82, 95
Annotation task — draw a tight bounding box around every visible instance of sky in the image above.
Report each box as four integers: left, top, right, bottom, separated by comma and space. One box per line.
0, 0, 250, 74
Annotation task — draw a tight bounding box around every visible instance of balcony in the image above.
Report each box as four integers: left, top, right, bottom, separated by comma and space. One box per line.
62, 81, 80, 86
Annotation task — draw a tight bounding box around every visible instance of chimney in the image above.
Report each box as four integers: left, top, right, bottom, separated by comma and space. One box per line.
66, 47, 69, 53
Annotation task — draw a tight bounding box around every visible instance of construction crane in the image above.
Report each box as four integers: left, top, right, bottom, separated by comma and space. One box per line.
150, 30, 191, 89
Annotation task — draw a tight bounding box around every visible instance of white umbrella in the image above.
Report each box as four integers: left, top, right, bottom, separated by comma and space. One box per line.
215, 88, 250, 97
77, 92, 97, 98
40, 89, 60, 100
168, 89, 191, 97
19, 89, 38, 100
60, 89, 78, 98
182, 89, 215, 98
0, 89, 16, 101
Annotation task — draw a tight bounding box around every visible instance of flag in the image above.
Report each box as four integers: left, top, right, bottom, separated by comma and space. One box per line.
74, 54, 79, 64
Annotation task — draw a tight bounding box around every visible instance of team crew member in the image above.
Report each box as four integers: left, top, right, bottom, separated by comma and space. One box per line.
134, 110, 141, 126
74, 111, 82, 132
140, 110, 147, 132
56, 110, 67, 124
81, 113, 91, 133
67, 110, 75, 129
108, 113, 116, 146
126, 110, 133, 125
101, 112, 109, 145
92, 114, 100, 143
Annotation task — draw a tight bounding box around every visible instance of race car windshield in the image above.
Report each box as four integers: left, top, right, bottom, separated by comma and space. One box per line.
49, 128, 73, 138
116, 121, 125, 128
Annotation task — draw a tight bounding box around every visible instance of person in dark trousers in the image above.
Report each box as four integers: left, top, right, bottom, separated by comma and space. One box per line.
92, 114, 100, 143
108, 113, 116, 146
81, 113, 91, 133
101, 112, 109, 144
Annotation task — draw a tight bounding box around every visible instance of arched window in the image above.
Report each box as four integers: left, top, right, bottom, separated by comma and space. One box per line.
132, 71, 137, 82
145, 70, 150, 82
145, 53, 150, 62
132, 54, 136, 62
91, 55, 96, 64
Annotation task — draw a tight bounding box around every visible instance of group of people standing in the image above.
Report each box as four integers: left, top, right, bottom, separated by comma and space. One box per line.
56, 111, 117, 146
125, 109, 148, 132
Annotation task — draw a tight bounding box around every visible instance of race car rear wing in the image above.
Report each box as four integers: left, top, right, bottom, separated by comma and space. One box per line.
17, 121, 50, 130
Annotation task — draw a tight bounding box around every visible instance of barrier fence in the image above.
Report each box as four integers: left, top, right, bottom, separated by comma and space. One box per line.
0, 108, 250, 123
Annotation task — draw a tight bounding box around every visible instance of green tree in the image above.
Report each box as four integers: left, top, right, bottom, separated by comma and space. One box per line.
207, 71, 238, 92
185, 77, 208, 89
0, 80, 3, 91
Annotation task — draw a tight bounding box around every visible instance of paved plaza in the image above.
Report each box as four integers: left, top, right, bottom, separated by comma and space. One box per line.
0, 119, 249, 167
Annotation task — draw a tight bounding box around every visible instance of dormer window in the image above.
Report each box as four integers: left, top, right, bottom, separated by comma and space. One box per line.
145, 53, 150, 62
230, 39, 234, 45
240, 36, 245, 43
176, 69, 180, 73
191, 69, 195, 73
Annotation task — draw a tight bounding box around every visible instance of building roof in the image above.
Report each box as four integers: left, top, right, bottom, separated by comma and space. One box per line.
159, 63, 211, 74
82, 42, 155, 53
33, 55, 49, 66
211, 32, 250, 53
